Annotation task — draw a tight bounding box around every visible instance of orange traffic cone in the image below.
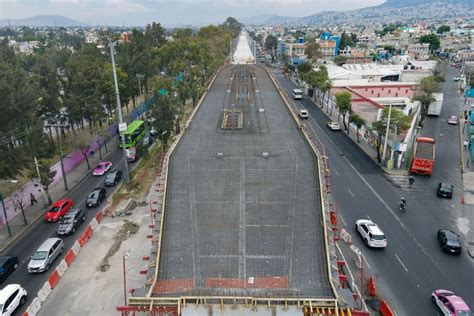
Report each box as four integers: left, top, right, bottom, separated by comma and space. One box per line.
368, 276, 377, 297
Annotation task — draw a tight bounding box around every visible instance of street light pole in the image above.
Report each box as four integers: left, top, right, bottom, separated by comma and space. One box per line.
55, 126, 69, 191
109, 39, 130, 184
381, 103, 393, 164
161, 131, 168, 157
0, 193, 12, 237
122, 250, 130, 305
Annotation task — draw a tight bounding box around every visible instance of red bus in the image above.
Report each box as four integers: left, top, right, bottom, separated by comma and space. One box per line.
410, 137, 435, 175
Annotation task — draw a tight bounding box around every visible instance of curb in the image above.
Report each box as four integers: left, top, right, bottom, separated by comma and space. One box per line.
0, 148, 118, 254
22, 206, 108, 316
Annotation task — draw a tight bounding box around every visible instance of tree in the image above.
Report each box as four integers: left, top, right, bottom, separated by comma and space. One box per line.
372, 121, 385, 163
349, 114, 365, 143
335, 91, 352, 132
37, 159, 57, 205
11, 187, 28, 225
436, 25, 450, 34
297, 62, 312, 74
220, 17, 243, 37
334, 55, 347, 66
70, 132, 92, 170
264, 35, 278, 51
413, 76, 441, 122
419, 33, 441, 53
305, 42, 322, 64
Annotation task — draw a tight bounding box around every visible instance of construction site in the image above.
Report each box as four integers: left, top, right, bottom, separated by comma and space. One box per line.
117, 33, 361, 316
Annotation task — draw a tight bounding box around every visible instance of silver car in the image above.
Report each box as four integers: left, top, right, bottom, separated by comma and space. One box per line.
27, 238, 64, 273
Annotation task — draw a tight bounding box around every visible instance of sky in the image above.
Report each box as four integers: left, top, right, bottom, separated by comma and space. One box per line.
0, 0, 386, 26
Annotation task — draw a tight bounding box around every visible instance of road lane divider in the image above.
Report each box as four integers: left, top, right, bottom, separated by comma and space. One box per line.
56, 259, 68, 277
64, 249, 75, 266
24, 297, 41, 316
48, 270, 60, 289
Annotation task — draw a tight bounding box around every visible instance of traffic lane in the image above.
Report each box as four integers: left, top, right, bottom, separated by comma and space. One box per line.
5, 150, 124, 312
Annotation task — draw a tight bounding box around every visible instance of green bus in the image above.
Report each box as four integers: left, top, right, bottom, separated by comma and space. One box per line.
119, 120, 146, 149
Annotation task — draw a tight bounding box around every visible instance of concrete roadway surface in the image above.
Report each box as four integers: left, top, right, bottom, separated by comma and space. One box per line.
272, 66, 474, 315
2, 148, 126, 315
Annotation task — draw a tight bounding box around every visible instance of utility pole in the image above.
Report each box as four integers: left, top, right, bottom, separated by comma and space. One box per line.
381, 103, 393, 164
44, 114, 69, 191
55, 126, 69, 191
109, 39, 130, 184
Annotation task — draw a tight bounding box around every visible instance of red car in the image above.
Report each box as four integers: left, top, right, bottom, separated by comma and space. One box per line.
44, 198, 74, 222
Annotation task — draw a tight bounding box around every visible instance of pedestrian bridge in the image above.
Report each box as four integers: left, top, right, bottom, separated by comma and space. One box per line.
233, 31, 254, 64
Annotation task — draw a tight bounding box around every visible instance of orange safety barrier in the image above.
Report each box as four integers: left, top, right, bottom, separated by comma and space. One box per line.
368, 276, 377, 297
78, 231, 90, 247
48, 270, 60, 289
95, 211, 104, 223
330, 211, 337, 225
84, 225, 93, 238
22, 312, 28, 316
64, 249, 75, 266
379, 300, 395, 316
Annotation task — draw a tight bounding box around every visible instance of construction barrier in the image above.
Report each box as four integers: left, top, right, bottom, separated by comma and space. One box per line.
379, 300, 395, 316
95, 210, 104, 223
71, 240, 81, 256
64, 249, 75, 266
90, 217, 99, 230
25, 297, 41, 316
37, 281, 52, 303
368, 276, 377, 297
56, 259, 68, 277
48, 270, 60, 289
78, 231, 89, 247
84, 225, 93, 238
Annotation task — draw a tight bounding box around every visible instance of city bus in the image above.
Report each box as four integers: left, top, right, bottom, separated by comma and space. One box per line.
119, 120, 146, 149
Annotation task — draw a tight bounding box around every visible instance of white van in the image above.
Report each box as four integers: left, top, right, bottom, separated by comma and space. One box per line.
292, 89, 303, 100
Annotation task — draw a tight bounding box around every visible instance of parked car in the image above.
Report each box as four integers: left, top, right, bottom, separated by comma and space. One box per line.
437, 182, 454, 199
327, 121, 341, 131
104, 170, 123, 187
432, 289, 472, 315
56, 209, 86, 235
27, 238, 64, 273
299, 109, 309, 119
92, 161, 113, 176
437, 229, 462, 255
0, 284, 27, 315
355, 219, 387, 248
0, 256, 19, 284
86, 187, 107, 208
126, 147, 137, 162
447, 115, 458, 125
44, 198, 73, 222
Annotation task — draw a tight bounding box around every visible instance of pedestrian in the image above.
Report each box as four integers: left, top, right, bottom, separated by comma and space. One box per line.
408, 176, 415, 188
90, 150, 95, 158
30, 192, 38, 206
464, 110, 468, 117
464, 139, 469, 148
469, 140, 472, 150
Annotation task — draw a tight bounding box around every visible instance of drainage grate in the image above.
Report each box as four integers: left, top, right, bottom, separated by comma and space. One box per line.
221, 109, 242, 129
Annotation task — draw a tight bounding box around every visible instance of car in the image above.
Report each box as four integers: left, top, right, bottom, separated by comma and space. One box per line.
299, 109, 309, 119
86, 187, 107, 208
447, 115, 458, 125
432, 289, 472, 315
142, 135, 154, 147
0, 256, 19, 284
92, 161, 112, 176
56, 209, 86, 235
104, 170, 123, 187
437, 229, 462, 255
126, 147, 137, 162
0, 284, 27, 315
327, 121, 341, 131
44, 198, 73, 222
355, 219, 387, 248
27, 238, 64, 273
437, 182, 454, 199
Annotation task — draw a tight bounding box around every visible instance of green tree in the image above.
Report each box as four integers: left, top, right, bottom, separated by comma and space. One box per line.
334, 55, 347, 66
413, 75, 441, 122
349, 114, 365, 143
419, 33, 441, 53
297, 62, 312, 74
335, 91, 352, 132
436, 25, 450, 34
37, 159, 57, 205
264, 35, 278, 51
220, 17, 243, 37
305, 42, 322, 64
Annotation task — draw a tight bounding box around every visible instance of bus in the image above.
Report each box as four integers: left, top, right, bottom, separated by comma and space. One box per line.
119, 120, 146, 149
292, 89, 303, 100
410, 137, 435, 175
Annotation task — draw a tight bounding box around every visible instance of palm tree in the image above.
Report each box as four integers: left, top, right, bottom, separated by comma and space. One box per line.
335, 91, 352, 132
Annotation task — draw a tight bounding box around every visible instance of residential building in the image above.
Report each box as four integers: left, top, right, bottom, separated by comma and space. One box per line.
317, 32, 340, 59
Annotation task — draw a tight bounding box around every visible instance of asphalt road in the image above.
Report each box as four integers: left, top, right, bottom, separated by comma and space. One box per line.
2, 148, 127, 314
272, 65, 474, 315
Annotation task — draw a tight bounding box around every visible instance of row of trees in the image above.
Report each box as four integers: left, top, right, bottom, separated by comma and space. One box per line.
0, 18, 241, 184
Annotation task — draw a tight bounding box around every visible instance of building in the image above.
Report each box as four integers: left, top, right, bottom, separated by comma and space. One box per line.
318, 32, 340, 59
284, 37, 307, 65
406, 43, 431, 60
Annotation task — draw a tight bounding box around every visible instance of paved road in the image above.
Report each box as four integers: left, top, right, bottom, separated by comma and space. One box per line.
3, 148, 126, 314
273, 66, 474, 315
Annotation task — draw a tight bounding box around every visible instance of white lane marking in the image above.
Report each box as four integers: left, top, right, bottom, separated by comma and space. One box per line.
339, 214, 347, 227
347, 188, 355, 198
395, 254, 409, 272
332, 168, 340, 176
362, 254, 372, 270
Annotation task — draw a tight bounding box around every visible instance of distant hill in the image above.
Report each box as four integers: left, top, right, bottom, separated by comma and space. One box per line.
240, 14, 296, 25
0, 15, 87, 27
378, 0, 473, 8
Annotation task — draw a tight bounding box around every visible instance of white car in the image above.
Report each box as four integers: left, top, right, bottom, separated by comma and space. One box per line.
327, 121, 341, 131
447, 115, 458, 125
299, 109, 309, 119
355, 219, 387, 248
0, 284, 27, 316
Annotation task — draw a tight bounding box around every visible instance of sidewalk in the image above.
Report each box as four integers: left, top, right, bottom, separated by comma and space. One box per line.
0, 137, 117, 254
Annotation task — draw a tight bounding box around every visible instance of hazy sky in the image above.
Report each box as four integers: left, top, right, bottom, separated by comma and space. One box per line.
0, 0, 385, 26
